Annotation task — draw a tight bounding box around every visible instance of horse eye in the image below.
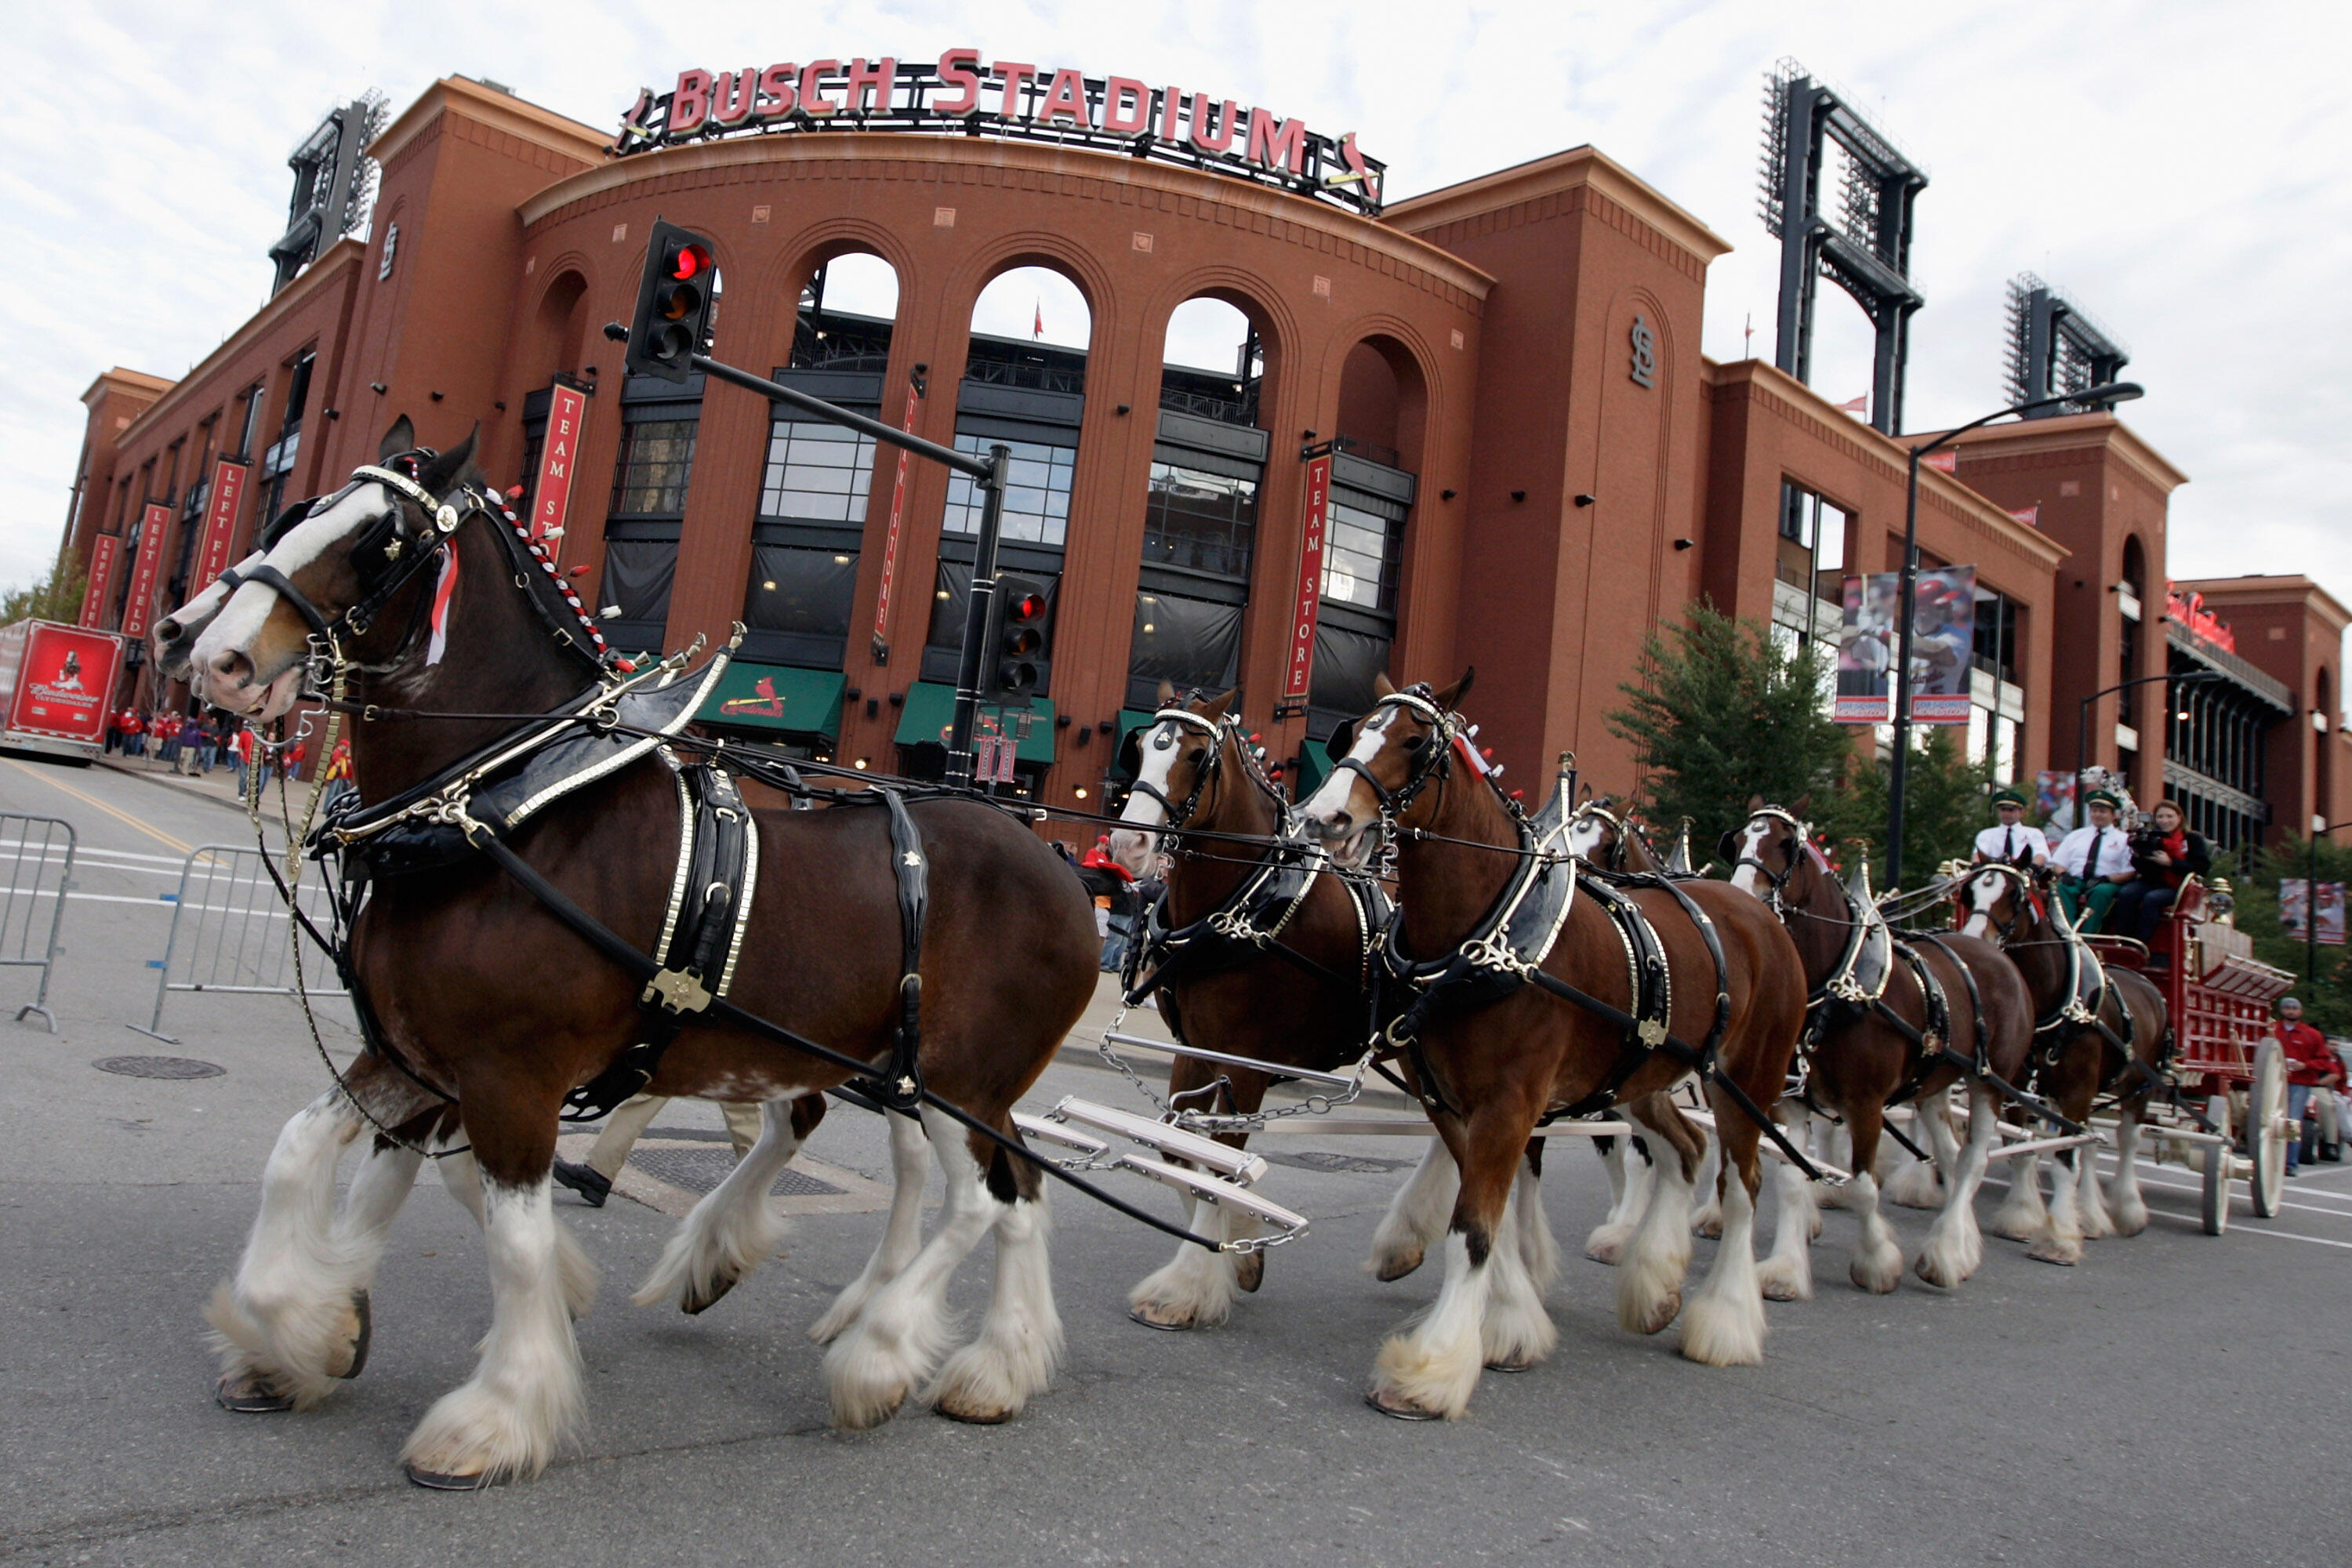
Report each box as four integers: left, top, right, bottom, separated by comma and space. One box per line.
1400, 735, 1427, 753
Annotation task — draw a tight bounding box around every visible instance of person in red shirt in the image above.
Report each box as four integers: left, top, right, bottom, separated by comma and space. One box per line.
2275, 997, 2342, 1174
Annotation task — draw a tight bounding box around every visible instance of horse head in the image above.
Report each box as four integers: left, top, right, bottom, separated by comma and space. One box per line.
1722, 794, 1815, 911
1957, 861, 2040, 944
183, 418, 478, 720
1298, 667, 1473, 871
1108, 682, 1233, 877
1566, 795, 1627, 866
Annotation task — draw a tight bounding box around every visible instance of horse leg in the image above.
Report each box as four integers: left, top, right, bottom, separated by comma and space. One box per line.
2072, 1120, 2117, 1240
1367, 1135, 1459, 1282
1367, 1115, 1530, 1419
1128, 1195, 1246, 1330
633, 1095, 822, 1315
399, 1128, 583, 1486
2027, 1145, 2086, 1265
1914, 1083, 1995, 1287
1755, 1102, 1815, 1302
1886, 1091, 1951, 1210
1617, 1099, 1700, 1334
1988, 1127, 2050, 1243
205, 1087, 376, 1411
1510, 1142, 1559, 1298
822, 1106, 1004, 1429
440, 1144, 596, 1321
1682, 1089, 1769, 1365
1688, 1129, 1724, 1240
1583, 1132, 1650, 1265
2107, 1105, 2151, 1236
809, 1109, 931, 1344
1836, 1101, 1904, 1294
931, 1160, 1062, 1425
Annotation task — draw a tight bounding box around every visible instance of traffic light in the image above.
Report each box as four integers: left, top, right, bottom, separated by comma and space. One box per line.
624, 220, 719, 381
987, 572, 1051, 695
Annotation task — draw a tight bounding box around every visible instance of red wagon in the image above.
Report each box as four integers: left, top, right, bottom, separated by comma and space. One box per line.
2084, 877, 2296, 1233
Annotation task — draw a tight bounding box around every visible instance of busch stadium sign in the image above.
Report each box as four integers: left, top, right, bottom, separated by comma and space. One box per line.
613, 50, 1386, 216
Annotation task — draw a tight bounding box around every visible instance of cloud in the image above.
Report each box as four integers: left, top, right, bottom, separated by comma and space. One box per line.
4, 0, 2343, 693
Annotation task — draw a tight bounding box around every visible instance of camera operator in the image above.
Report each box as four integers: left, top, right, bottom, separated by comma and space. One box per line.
2108, 799, 2212, 958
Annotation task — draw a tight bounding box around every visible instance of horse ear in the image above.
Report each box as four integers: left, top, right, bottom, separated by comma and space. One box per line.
1374, 671, 1397, 698
1200, 687, 1235, 721
378, 416, 415, 463
1747, 793, 1766, 813
1791, 792, 1813, 818
1436, 666, 1475, 710
419, 423, 481, 496
1156, 680, 1177, 706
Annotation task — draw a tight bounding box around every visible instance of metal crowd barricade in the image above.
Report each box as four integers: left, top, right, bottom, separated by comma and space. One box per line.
132, 843, 348, 1045
0, 812, 77, 1032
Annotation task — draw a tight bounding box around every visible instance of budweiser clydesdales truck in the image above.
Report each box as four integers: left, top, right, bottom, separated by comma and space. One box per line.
0, 619, 125, 764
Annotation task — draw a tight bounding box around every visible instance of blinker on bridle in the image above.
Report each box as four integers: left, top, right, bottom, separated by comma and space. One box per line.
1121, 706, 1227, 845
215, 456, 474, 676
1330, 685, 1455, 834
1733, 807, 1810, 913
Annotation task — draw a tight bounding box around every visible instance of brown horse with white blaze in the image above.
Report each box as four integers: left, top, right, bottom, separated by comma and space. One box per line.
160, 423, 1098, 1485
1104, 687, 1406, 1327
1723, 803, 2036, 1294
1300, 675, 1808, 1418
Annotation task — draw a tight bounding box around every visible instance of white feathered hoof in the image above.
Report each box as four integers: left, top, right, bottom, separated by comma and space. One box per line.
1755, 1250, 1813, 1303
1233, 1250, 1265, 1294
2025, 1232, 2082, 1267
1912, 1223, 1982, 1290
1987, 1194, 2046, 1244
399, 1375, 575, 1490
1677, 1287, 1766, 1367
1582, 1221, 1634, 1265
1689, 1202, 1723, 1240
1367, 1333, 1481, 1421
2107, 1191, 2151, 1237
1884, 1159, 1945, 1210
928, 1333, 1058, 1426
2074, 1187, 2117, 1240
1849, 1238, 1904, 1295
202, 1279, 350, 1413
1367, 1240, 1426, 1283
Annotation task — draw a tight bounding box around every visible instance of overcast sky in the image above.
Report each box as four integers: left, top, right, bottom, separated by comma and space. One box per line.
4, 2, 2344, 689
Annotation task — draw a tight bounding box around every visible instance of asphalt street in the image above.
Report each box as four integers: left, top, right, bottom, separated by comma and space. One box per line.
2, 756, 2348, 1567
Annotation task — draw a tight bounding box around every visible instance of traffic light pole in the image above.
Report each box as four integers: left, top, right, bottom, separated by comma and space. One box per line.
607, 320, 1021, 792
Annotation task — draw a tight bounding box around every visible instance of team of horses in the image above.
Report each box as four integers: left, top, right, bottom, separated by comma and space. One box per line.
154, 426, 2178, 1483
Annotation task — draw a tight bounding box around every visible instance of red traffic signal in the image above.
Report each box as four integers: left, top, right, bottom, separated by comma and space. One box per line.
624, 220, 720, 382
988, 572, 1052, 695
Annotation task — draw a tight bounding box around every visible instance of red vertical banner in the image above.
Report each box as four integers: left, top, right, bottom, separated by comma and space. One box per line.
1283, 455, 1333, 702
193, 457, 249, 595
79, 535, 122, 628
120, 503, 171, 642
870, 384, 924, 644
532, 384, 588, 542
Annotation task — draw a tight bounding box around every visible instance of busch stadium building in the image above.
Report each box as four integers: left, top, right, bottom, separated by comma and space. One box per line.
58, 62, 2352, 856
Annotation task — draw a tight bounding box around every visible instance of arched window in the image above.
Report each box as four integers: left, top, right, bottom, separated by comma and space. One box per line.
2118, 533, 2146, 727
1127, 296, 1269, 710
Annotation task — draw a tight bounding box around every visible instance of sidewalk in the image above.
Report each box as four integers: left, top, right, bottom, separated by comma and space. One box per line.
96, 751, 274, 815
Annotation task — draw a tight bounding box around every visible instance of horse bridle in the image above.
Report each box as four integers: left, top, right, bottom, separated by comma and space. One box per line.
1331, 686, 1457, 833
216, 456, 481, 679
1733, 807, 1811, 914
1962, 862, 2045, 946
1570, 800, 1639, 871
1122, 706, 1228, 848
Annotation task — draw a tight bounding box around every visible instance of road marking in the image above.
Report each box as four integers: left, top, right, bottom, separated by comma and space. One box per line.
4, 760, 198, 855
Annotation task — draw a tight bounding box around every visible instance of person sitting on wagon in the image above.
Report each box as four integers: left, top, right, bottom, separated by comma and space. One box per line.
1972, 786, 2050, 867
2050, 789, 2136, 933
2274, 997, 2343, 1174
2107, 798, 2212, 956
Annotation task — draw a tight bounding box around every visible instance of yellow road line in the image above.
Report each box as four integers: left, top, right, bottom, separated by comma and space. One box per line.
4, 758, 200, 856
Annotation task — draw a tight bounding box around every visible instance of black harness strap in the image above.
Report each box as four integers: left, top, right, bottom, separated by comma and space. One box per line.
854, 789, 929, 1112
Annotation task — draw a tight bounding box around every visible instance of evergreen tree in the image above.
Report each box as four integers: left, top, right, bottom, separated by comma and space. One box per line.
1606, 604, 1852, 868
1819, 728, 1997, 891
0, 554, 87, 626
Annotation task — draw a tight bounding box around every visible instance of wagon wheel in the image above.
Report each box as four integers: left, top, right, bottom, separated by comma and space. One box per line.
2200, 1132, 2230, 1236
2247, 1040, 2288, 1220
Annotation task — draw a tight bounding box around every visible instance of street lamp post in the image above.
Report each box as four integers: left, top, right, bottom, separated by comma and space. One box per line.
1885, 381, 2143, 891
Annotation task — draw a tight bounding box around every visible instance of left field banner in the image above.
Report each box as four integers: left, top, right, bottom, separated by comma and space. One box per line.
120, 503, 170, 643
192, 457, 250, 597
78, 534, 121, 628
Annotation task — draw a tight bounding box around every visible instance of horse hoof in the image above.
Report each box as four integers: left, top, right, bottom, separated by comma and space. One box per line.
405, 1462, 499, 1491
681, 1275, 738, 1316
1234, 1253, 1265, 1294
1759, 1279, 1802, 1304
1128, 1306, 1194, 1332
1483, 1359, 1535, 1374
215, 1378, 296, 1414
1630, 1290, 1682, 1335
1584, 1243, 1623, 1266
2025, 1245, 2078, 1268
1365, 1389, 1445, 1421
934, 1400, 1013, 1426
333, 1290, 372, 1379
1371, 1251, 1424, 1283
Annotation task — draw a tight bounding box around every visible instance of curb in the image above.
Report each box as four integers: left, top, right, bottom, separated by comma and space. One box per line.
94, 757, 255, 816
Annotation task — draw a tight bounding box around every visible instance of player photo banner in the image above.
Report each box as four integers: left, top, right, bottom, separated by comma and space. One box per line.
1835, 568, 1977, 725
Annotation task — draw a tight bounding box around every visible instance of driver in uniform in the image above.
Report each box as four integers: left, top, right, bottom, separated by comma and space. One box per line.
1972, 786, 2049, 867
2050, 789, 2136, 932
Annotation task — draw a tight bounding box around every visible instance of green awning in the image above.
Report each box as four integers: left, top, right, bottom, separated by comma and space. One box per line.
893, 681, 1058, 764
1290, 732, 1331, 797
697, 662, 844, 737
